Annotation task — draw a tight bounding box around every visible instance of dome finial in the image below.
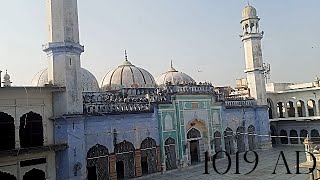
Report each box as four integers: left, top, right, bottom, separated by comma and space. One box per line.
171, 60, 173, 68
247, 1, 250, 6
125, 50, 128, 61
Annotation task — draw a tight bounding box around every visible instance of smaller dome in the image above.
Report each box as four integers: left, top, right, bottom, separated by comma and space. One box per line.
156, 61, 196, 86
242, 4, 257, 19
32, 68, 100, 92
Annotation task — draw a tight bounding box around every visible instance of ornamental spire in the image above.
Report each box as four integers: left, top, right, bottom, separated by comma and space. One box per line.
125, 50, 128, 61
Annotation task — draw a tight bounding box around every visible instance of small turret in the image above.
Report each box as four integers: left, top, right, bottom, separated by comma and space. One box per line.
2, 70, 12, 87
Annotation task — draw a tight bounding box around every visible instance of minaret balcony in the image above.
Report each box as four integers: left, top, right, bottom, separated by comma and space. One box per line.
42, 42, 84, 55
241, 32, 263, 41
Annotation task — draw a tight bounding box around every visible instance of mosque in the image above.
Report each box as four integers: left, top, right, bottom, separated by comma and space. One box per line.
0, 1, 272, 180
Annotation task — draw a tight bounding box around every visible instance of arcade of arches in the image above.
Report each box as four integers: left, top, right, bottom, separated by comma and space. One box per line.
86, 137, 161, 180
270, 126, 320, 145
0, 111, 44, 151
268, 99, 319, 119
223, 125, 257, 155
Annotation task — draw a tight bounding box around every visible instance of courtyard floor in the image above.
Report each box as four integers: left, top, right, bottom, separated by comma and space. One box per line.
136, 145, 312, 180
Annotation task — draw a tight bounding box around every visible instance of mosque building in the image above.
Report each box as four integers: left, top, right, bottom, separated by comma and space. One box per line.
0, 1, 273, 180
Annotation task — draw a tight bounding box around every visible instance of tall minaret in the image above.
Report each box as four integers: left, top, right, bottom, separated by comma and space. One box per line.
240, 4, 267, 106
43, 0, 84, 115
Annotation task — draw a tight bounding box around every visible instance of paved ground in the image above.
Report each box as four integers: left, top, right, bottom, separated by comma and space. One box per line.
137, 145, 312, 180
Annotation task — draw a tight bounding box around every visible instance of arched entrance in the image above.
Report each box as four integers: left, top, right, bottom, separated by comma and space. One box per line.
164, 137, 177, 170
187, 128, 201, 164
236, 126, 245, 153
289, 130, 298, 144
0, 112, 15, 151
23, 169, 45, 180
280, 130, 288, 144
140, 137, 157, 175
224, 127, 234, 155
87, 144, 109, 180
19, 112, 43, 148
0, 171, 16, 180
115, 140, 135, 179
214, 131, 222, 158
248, 125, 256, 150
300, 129, 308, 144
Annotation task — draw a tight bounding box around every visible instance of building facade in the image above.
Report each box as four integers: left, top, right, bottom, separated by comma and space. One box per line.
0, 1, 273, 180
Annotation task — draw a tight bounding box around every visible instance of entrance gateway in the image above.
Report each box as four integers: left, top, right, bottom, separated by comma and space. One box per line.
187, 128, 202, 164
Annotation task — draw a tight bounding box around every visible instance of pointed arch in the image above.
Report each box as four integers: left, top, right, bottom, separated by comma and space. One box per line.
87, 144, 109, 180
187, 128, 201, 139
115, 140, 135, 179
141, 137, 157, 175
164, 137, 177, 170
19, 112, 43, 148
248, 125, 256, 150
0, 112, 15, 150
236, 126, 245, 152
224, 127, 234, 155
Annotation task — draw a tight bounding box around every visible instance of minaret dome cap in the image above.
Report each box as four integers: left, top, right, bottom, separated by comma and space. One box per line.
242, 4, 257, 20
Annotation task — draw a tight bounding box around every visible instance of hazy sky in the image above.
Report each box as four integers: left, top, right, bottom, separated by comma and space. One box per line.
0, 0, 319, 86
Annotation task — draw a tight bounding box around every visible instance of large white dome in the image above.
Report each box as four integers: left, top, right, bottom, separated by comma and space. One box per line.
100, 59, 156, 91
32, 68, 100, 92
156, 63, 195, 86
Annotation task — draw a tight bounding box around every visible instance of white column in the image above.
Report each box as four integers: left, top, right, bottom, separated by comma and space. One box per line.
14, 122, 20, 149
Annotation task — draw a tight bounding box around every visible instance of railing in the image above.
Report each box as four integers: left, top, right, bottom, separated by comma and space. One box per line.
83, 92, 171, 114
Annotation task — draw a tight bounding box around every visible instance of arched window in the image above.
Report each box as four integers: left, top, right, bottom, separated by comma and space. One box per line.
187, 128, 201, 139
280, 130, 288, 144
0, 112, 15, 151
19, 112, 44, 148
286, 101, 295, 117
289, 130, 298, 144
300, 129, 308, 144
307, 100, 316, 116
297, 100, 306, 117
277, 102, 285, 118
